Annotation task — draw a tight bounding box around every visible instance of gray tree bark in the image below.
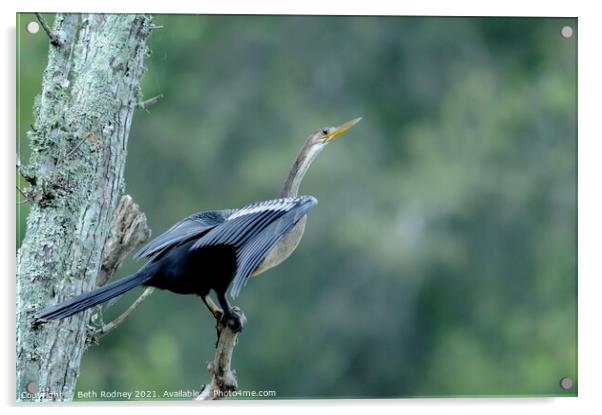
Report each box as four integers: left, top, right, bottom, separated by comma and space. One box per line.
16, 13, 154, 402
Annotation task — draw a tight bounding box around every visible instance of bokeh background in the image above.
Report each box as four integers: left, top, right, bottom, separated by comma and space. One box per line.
17, 14, 577, 399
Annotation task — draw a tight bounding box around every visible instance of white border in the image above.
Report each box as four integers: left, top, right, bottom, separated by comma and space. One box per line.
2, 1, 601, 414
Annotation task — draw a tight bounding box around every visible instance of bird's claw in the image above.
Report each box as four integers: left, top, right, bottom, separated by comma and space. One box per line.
214, 306, 246, 347
219, 306, 246, 334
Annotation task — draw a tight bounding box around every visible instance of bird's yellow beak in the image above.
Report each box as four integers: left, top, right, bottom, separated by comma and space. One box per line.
325, 117, 362, 142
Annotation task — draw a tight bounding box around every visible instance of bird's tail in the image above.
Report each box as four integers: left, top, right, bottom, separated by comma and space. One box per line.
33, 271, 152, 323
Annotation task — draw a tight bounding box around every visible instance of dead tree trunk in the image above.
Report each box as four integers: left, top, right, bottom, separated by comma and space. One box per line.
16, 13, 154, 402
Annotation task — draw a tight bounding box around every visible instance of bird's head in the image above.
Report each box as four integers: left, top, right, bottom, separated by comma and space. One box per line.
307, 117, 363, 147
280, 116, 362, 197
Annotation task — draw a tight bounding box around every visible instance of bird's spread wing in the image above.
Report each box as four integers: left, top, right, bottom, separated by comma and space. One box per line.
134, 209, 233, 260
191, 196, 318, 298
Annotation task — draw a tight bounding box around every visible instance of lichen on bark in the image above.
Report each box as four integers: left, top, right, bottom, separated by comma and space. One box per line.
16, 13, 153, 402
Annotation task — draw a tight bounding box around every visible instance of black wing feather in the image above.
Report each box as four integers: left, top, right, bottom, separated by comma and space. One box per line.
191, 201, 295, 250
134, 209, 232, 260
190, 196, 317, 298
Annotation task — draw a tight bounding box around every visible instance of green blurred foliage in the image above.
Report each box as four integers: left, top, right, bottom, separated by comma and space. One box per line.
17, 14, 577, 399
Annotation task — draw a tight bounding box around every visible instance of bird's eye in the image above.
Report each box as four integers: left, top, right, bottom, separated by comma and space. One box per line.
321, 128, 329, 135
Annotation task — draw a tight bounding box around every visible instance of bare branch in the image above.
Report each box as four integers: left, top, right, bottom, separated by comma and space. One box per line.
16, 155, 36, 185
35, 13, 61, 47
16, 184, 27, 198
94, 287, 154, 338
85, 194, 153, 340
16, 185, 30, 204
85, 195, 152, 340
136, 93, 164, 110
97, 194, 151, 286
196, 308, 247, 400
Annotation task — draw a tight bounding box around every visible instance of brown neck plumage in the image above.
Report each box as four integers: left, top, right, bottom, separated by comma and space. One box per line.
279, 138, 324, 198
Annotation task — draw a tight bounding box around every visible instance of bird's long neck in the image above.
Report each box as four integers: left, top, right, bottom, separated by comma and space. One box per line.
279, 141, 324, 197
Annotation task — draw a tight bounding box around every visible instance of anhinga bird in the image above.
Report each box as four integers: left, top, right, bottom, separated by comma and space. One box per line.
34, 117, 361, 330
